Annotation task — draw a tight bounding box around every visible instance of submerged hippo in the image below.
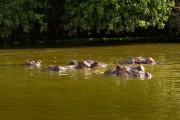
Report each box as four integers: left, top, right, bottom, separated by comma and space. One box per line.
46, 59, 107, 72
69, 60, 108, 69
25, 60, 41, 67
46, 61, 78, 72
69, 60, 90, 69
104, 64, 152, 79
104, 64, 129, 76
129, 65, 152, 78
46, 65, 72, 72
118, 56, 157, 65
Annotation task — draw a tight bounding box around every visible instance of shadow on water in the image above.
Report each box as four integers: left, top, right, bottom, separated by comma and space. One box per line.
2, 37, 180, 49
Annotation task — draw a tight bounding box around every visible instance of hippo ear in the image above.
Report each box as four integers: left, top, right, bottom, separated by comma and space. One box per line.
116, 64, 121, 70
147, 57, 155, 64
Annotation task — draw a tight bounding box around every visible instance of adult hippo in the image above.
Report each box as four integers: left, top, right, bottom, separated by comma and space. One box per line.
104, 64, 152, 79
25, 60, 41, 67
69, 60, 90, 69
69, 60, 108, 69
118, 56, 157, 65
46, 65, 72, 72
46, 60, 92, 72
129, 65, 152, 78
46, 60, 89, 72
104, 64, 129, 76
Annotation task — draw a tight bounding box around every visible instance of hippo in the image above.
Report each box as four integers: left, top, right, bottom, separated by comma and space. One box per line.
104, 64, 152, 79
104, 64, 130, 76
25, 60, 41, 67
128, 65, 152, 79
69, 60, 108, 69
47, 59, 108, 72
69, 60, 90, 69
46, 63, 78, 72
118, 56, 157, 65
90, 61, 108, 68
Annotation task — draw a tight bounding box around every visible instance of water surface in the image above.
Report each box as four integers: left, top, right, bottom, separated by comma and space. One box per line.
0, 44, 180, 120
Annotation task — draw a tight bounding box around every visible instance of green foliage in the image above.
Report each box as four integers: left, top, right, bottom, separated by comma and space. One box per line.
0, 0, 47, 38
64, 0, 175, 34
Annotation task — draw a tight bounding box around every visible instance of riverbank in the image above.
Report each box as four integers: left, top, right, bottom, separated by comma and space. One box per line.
1, 37, 180, 49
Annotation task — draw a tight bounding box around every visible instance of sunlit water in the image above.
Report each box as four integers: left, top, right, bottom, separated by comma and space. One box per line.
0, 44, 180, 120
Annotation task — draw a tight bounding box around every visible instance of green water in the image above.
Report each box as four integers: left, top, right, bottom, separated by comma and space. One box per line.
0, 44, 180, 120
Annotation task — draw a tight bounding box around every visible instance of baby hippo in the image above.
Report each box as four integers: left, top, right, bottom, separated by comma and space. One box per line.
119, 56, 157, 65
25, 60, 41, 67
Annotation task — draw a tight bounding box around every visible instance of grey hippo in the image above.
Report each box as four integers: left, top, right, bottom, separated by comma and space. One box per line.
69, 60, 108, 69
104, 64, 152, 79
118, 56, 157, 65
47, 60, 108, 72
25, 60, 41, 67
46, 65, 74, 72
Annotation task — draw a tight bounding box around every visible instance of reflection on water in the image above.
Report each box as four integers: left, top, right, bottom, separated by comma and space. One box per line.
0, 44, 180, 120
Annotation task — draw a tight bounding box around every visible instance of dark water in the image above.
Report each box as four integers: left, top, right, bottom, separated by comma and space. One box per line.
0, 44, 180, 120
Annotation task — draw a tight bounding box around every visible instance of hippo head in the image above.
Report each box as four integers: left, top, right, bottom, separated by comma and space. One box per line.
90, 61, 99, 68
134, 57, 144, 64
145, 72, 152, 78
115, 64, 128, 75
47, 65, 59, 71
55, 66, 61, 71
76, 61, 90, 69
69, 60, 78, 65
36, 60, 41, 65
146, 57, 155, 64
